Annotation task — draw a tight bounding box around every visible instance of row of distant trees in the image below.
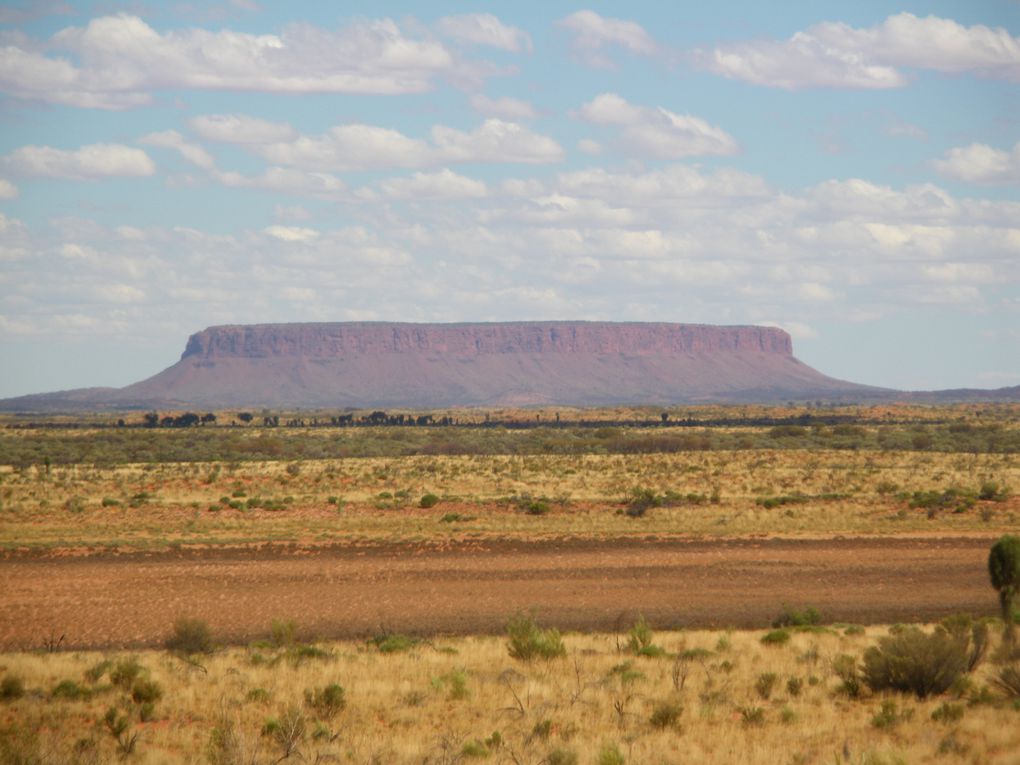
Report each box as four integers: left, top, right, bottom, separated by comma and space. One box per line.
139, 410, 455, 428
142, 412, 216, 428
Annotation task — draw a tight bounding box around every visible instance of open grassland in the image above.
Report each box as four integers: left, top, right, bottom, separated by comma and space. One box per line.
2, 618, 1019, 765
1, 448, 1016, 551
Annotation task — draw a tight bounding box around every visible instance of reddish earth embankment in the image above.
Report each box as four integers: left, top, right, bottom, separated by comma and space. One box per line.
0, 536, 996, 650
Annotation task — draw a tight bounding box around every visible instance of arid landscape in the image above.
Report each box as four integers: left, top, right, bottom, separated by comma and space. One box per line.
2, 403, 1019, 763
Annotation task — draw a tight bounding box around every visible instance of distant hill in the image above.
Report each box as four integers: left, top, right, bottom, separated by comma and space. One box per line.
1, 321, 1016, 411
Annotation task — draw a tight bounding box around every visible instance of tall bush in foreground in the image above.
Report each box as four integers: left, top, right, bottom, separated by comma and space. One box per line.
989, 535, 1020, 645
862, 627, 968, 698
506, 615, 566, 661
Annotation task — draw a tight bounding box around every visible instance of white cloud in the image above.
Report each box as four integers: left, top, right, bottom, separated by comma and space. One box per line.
0, 14, 455, 109
259, 124, 433, 171
763, 320, 818, 340
252, 120, 562, 172
2, 143, 155, 179
376, 169, 487, 200
578, 93, 738, 158
432, 119, 564, 164
139, 130, 215, 169
189, 114, 297, 144
437, 14, 532, 52
701, 12, 1020, 89
470, 94, 537, 120
214, 167, 348, 198
577, 139, 602, 155
559, 10, 657, 68
264, 225, 319, 242
0, 178, 18, 199
797, 282, 839, 302
934, 142, 1020, 185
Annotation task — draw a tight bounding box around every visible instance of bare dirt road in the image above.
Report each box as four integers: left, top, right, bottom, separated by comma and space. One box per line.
0, 536, 999, 650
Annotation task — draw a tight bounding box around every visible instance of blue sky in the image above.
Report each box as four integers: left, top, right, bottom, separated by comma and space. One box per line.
1, 1, 1018, 397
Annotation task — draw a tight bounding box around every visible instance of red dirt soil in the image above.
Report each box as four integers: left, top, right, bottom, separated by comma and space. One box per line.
0, 535, 998, 650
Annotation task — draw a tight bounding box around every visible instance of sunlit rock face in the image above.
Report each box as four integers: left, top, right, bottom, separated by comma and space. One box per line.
109, 320, 872, 407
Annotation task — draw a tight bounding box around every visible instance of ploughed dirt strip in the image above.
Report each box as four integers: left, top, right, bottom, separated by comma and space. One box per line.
0, 536, 998, 650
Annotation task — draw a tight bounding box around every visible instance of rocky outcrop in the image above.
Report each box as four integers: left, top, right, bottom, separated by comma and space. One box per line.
180, 322, 794, 359
2, 321, 914, 410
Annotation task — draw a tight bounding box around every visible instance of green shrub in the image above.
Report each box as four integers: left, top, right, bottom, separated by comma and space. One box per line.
871, 699, 912, 729
755, 672, 778, 700
649, 700, 682, 728
761, 629, 790, 646
371, 633, 418, 653
166, 617, 214, 655
597, 743, 625, 765
862, 627, 969, 698
739, 706, 765, 725
773, 605, 822, 628
547, 749, 578, 765
304, 683, 346, 719
506, 615, 566, 661
931, 702, 965, 723
833, 654, 862, 698
979, 481, 1009, 501
0, 676, 24, 701
131, 678, 163, 705
52, 679, 89, 700
419, 493, 440, 508
627, 616, 665, 657
992, 664, 1020, 699
109, 657, 143, 690
625, 488, 661, 517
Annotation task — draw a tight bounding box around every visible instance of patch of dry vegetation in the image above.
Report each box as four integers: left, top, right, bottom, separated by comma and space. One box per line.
1, 447, 1016, 550
1, 618, 1019, 764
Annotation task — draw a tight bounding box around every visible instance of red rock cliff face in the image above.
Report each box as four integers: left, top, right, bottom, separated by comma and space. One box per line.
181, 322, 793, 359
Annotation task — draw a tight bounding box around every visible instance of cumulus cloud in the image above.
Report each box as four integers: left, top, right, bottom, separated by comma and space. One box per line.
0, 178, 18, 199
470, 94, 537, 120
437, 13, 532, 52
251, 118, 563, 172
0, 14, 455, 108
375, 169, 487, 200
559, 10, 657, 68
139, 130, 215, 169
189, 114, 298, 144
432, 119, 564, 164
700, 12, 1020, 89
934, 142, 1020, 185
264, 225, 319, 242
213, 167, 348, 198
577, 93, 738, 158
2, 143, 155, 179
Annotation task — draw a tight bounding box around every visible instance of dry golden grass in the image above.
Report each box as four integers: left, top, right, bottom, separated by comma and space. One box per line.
2, 622, 1018, 764
1, 449, 1017, 550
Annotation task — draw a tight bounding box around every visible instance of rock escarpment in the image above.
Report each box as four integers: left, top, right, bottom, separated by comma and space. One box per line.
109, 321, 873, 407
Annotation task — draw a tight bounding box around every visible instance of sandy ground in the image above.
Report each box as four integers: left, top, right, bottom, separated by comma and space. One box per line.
0, 535, 1000, 650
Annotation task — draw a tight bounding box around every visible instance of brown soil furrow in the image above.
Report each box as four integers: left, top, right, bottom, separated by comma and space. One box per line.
0, 536, 997, 650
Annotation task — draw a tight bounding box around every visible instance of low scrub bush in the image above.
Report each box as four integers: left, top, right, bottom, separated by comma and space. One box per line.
871, 699, 912, 729
761, 629, 790, 646
649, 699, 682, 728
506, 615, 566, 661
773, 605, 822, 628
627, 616, 666, 657
166, 617, 214, 655
52, 679, 90, 701
370, 633, 418, 653
862, 627, 970, 698
0, 676, 24, 701
131, 678, 162, 705
304, 683, 346, 720
992, 664, 1020, 699
419, 493, 440, 508
547, 749, 579, 765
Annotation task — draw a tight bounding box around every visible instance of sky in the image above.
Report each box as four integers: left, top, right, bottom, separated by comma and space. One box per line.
0, 1, 1018, 398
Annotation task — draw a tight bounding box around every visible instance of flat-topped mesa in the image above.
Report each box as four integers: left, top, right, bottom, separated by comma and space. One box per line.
181, 322, 793, 360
